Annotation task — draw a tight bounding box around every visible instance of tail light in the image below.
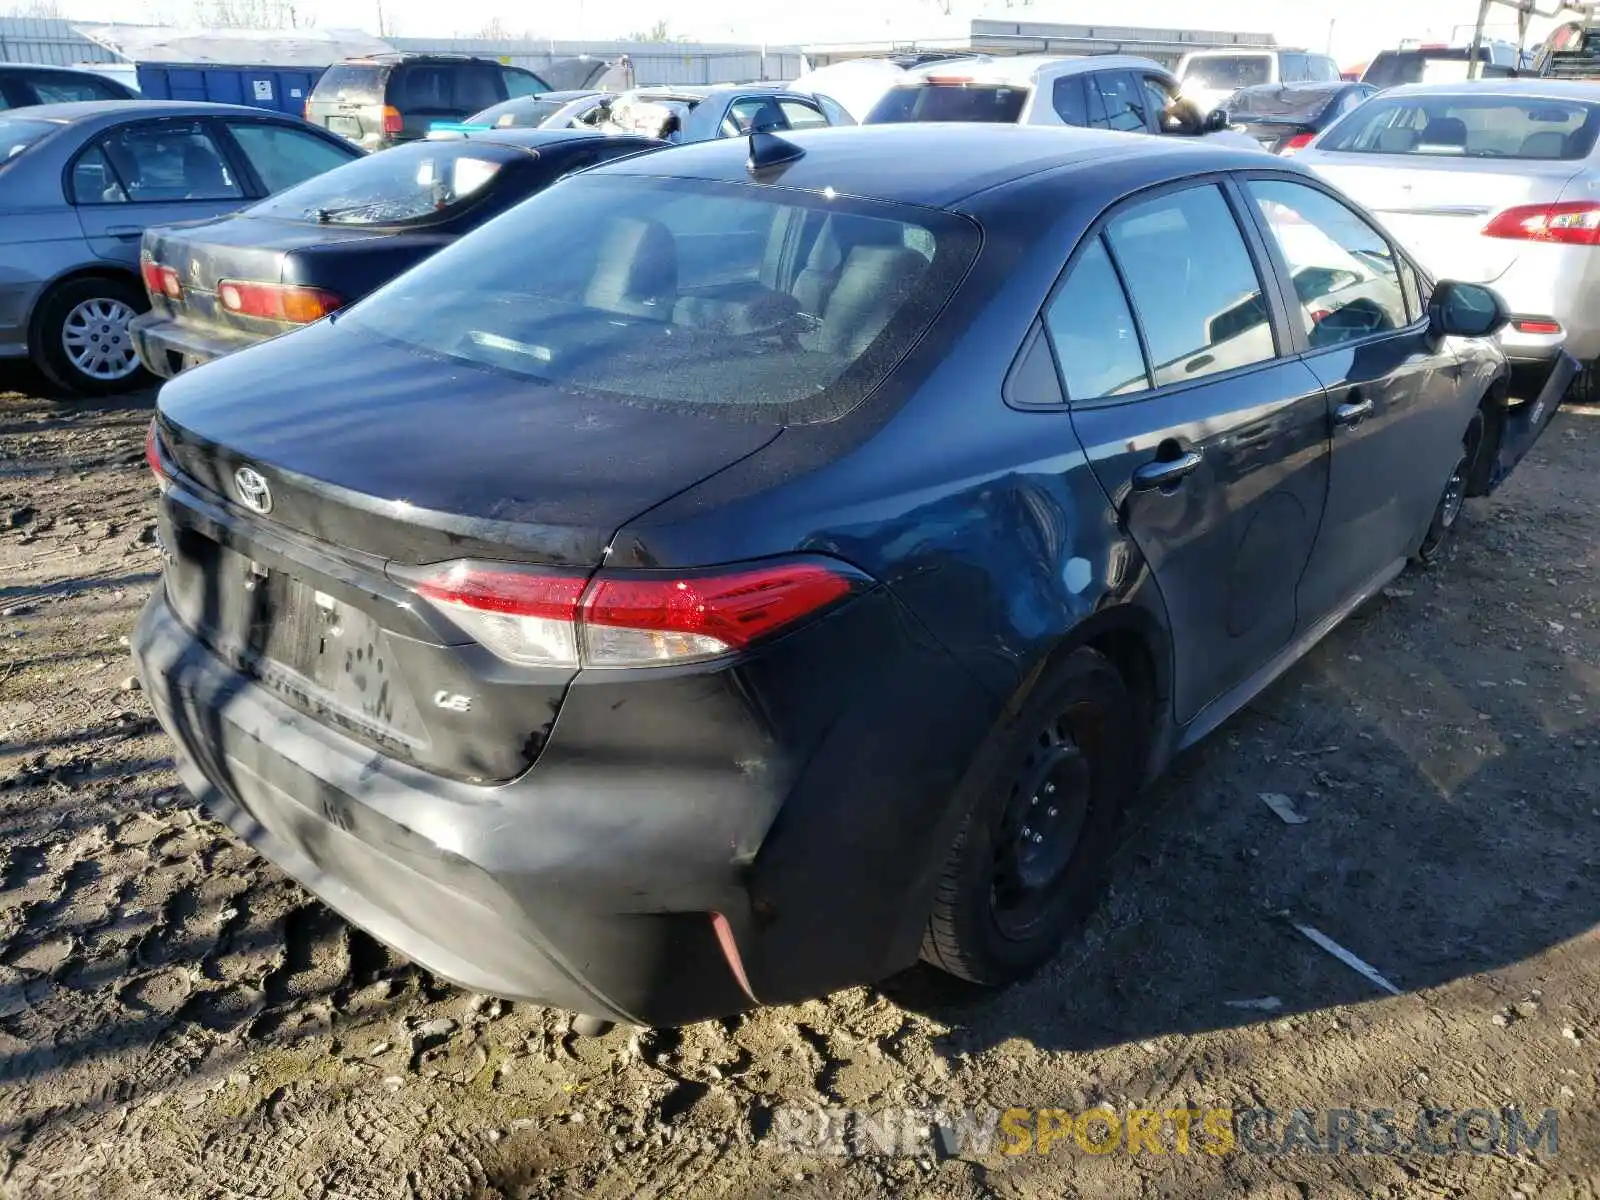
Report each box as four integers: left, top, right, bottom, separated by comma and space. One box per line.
1280, 131, 1316, 154
217, 280, 344, 324
381, 105, 404, 135
145, 420, 170, 491
303, 100, 312, 120
407, 558, 862, 668
140, 255, 182, 301
1483, 201, 1600, 245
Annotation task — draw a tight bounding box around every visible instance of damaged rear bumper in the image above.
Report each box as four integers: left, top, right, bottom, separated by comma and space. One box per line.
1486, 350, 1579, 494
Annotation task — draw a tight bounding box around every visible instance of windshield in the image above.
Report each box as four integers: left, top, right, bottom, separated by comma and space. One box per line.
1226, 86, 1340, 121
1318, 94, 1600, 160
342, 175, 978, 423
473, 97, 569, 128
865, 83, 1028, 124
1183, 55, 1271, 90
248, 141, 509, 225
0, 117, 59, 163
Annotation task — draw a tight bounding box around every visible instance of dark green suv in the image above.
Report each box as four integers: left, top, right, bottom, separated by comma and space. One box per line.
305, 54, 550, 150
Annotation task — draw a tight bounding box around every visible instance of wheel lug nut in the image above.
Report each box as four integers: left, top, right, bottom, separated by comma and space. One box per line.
1048, 806, 1057, 817
1045, 783, 1055, 794
1032, 833, 1043, 844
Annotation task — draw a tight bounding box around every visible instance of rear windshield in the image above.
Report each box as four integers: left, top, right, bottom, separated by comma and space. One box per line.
865, 83, 1028, 124
1182, 55, 1272, 90
343, 175, 978, 423
1318, 94, 1600, 160
248, 141, 509, 224
314, 63, 384, 104
1226, 86, 1340, 121
0, 117, 58, 163
473, 97, 569, 127
1360, 51, 1501, 89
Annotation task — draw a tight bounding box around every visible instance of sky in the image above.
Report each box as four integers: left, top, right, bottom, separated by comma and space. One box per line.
46, 0, 1565, 68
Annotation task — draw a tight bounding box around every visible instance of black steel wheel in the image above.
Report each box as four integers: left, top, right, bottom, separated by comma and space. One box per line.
922, 647, 1138, 985
1416, 411, 1484, 564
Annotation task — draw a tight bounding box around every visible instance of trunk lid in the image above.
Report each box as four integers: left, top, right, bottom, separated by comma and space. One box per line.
1303, 151, 1582, 282
153, 319, 781, 780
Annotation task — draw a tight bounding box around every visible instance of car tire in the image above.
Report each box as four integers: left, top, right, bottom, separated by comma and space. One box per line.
1568, 360, 1599, 406
921, 647, 1138, 986
32, 276, 152, 397
1415, 410, 1485, 565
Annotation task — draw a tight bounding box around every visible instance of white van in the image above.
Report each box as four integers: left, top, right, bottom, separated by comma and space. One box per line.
1176, 48, 1341, 115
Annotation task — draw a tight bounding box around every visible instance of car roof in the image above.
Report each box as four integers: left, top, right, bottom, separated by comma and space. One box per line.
589, 122, 1250, 208
1182, 47, 1307, 58
1233, 81, 1358, 96
6, 99, 299, 121
0, 63, 117, 74
454, 127, 657, 150
899, 53, 1165, 84
1377, 78, 1600, 100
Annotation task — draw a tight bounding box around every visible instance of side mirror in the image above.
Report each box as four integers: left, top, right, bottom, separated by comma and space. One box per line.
1429, 280, 1510, 339
1203, 107, 1231, 133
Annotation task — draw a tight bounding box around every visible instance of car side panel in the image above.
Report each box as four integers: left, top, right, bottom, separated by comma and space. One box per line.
0, 208, 99, 357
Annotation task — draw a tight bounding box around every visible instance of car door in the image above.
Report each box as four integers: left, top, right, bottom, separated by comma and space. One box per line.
1056, 180, 1331, 725
71, 118, 248, 268
1239, 175, 1467, 623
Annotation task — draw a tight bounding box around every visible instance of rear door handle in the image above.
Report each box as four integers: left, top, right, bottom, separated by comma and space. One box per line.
1333, 396, 1374, 427
105, 225, 142, 239
1131, 450, 1203, 492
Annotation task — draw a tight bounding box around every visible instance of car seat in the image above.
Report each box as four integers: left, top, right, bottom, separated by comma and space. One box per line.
1418, 116, 1468, 151
182, 142, 230, 197
584, 216, 678, 319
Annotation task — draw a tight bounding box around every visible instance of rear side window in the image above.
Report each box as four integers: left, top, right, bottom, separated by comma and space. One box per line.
1246, 180, 1410, 346
865, 84, 1028, 124
1319, 95, 1600, 160
77, 121, 242, 204
454, 65, 503, 113
226, 122, 355, 194
27, 74, 124, 104
723, 96, 788, 136
780, 99, 828, 129
1105, 185, 1274, 387
343, 175, 979, 423
315, 64, 384, 104
1045, 237, 1149, 399
392, 64, 451, 110
1090, 72, 1148, 133
1053, 75, 1089, 126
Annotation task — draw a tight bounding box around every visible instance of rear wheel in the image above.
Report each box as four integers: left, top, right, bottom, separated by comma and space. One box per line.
32, 276, 152, 397
921, 648, 1138, 985
1415, 410, 1484, 564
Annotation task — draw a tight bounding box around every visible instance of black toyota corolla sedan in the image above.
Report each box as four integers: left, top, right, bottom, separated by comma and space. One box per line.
133, 124, 1572, 1029
130, 127, 661, 378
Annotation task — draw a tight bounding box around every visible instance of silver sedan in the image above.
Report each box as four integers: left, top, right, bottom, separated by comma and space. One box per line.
0, 100, 359, 395
1296, 79, 1600, 398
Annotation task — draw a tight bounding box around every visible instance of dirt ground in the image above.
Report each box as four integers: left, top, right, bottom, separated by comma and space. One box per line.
1, 368, 1599, 1200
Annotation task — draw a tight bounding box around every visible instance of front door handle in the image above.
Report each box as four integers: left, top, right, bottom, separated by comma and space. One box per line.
1333, 396, 1375, 427
105, 225, 142, 239
1131, 449, 1203, 492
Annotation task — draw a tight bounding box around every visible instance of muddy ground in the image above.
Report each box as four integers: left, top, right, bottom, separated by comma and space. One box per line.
1, 369, 1598, 1199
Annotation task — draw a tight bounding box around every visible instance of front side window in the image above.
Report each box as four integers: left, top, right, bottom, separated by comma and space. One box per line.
1318, 94, 1600, 159
1091, 72, 1148, 133
1045, 236, 1149, 400
1105, 185, 1274, 387
343, 175, 977, 423
77, 122, 241, 204
501, 66, 548, 99
1246, 179, 1409, 346
226, 122, 354, 194
248, 140, 507, 225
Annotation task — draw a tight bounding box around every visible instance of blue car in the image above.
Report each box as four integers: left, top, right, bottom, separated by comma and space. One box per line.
133, 124, 1566, 1029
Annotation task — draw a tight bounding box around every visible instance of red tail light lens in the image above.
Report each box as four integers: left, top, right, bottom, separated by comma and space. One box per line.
382, 104, 404, 135
1483, 201, 1600, 245
1280, 131, 1316, 154
408, 559, 861, 668
145, 420, 170, 490
217, 280, 344, 324
140, 255, 182, 301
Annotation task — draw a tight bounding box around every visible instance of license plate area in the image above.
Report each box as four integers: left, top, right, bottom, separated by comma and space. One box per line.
166, 535, 424, 748
328, 115, 361, 136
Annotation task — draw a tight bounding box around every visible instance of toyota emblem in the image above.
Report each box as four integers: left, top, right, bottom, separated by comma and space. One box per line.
233, 466, 273, 514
